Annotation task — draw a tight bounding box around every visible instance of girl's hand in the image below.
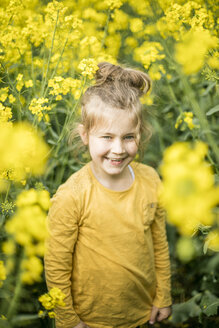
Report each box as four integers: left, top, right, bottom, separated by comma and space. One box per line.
74, 320, 90, 328
149, 305, 172, 324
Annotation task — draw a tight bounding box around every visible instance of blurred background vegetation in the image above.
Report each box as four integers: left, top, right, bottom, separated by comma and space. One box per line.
0, 0, 218, 327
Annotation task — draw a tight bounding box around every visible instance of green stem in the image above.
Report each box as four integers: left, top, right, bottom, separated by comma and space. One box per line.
31, 45, 36, 96
41, 10, 59, 97
4, 181, 11, 202
1, 64, 24, 120
53, 77, 87, 157
7, 273, 22, 321
101, 9, 111, 48
179, 73, 219, 163
43, 29, 71, 98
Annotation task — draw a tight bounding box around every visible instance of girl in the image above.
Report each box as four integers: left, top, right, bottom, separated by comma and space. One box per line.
44, 62, 172, 328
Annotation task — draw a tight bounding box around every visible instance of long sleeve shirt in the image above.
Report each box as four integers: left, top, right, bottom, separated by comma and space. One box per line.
44, 161, 172, 328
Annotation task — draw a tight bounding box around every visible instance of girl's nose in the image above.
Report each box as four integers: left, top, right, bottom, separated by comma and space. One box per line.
111, 138, 124, 154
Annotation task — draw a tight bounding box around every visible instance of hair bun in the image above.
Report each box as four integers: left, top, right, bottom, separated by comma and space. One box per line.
95, 62, 151, 96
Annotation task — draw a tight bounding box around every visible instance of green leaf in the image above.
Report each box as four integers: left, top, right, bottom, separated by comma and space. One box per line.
202, 82, 216, 96
170, 293, 202, 324
201, 290, 219, 317
11, 314, 40, 326
203, 300, 219, 317
47, 139, 57, 145
206, 105, 219, 116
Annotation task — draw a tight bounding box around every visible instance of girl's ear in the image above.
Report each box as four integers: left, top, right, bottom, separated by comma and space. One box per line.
78, 124, 89, 145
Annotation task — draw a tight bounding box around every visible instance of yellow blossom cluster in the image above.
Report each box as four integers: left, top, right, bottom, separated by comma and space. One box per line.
48, 77, 82, 100
0, 88, 9, 102
39, 287, 66, 313
16, 74, 24, 92
0, 261, 6, 287
175, 29, 217, 75
0, 122, 49, 188
21, 256, 43, 285
175, 112, 198, 130
29, 98, 51, 122
106, 0, 123, 11
205, 230, 219, 252
5, 188, 50, 284
0, 103, 12, 124
157, 1, 214, 40
5, 189, 50, 254
134, 42, 165, 70
0, 200, 15, 216
159, 141, 219, 236
78, 58, 99, 79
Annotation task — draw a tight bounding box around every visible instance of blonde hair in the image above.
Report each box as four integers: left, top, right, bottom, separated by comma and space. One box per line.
69, 62, 152, 160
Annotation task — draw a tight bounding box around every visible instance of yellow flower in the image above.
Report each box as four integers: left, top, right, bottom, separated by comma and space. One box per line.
21, 256, 43, 284
159, 141, 219, 235
78, 58, 99, 79
0, 122, 49, 184
175, 29, 217, 74
0, 87, 9, 102
9, 94, 16, 104
39, 287, 66, 310
205, 230, 219, 252
134, 42, 165, 70
106, 0, 123, 11
0, 103, 12, 123
175, 112, 198, 130
29, 98, 51, 122
25, 80, 33, 88
16, 74, 24, 92
2, 240, 16, 255
48, 311, 56, 318
0, 261, 6, 286
130, 18, 143, 33
38, 310, 45, 318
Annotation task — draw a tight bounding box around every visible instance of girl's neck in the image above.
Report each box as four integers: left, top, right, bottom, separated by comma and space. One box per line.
90, 162, 134, 191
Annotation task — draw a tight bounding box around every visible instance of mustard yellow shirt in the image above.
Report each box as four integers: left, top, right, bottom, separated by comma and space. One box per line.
44, 162, 171, 328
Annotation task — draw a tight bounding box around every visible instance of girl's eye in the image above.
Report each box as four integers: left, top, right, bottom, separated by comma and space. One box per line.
102, 136, 111, 139
124, 135, 135, 140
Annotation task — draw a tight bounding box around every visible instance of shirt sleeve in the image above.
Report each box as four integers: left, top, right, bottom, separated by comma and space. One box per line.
151, 176, 172, 309
44, 187, 81, 328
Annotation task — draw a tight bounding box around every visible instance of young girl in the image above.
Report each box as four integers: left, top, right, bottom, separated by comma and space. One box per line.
44, 62, 172, 328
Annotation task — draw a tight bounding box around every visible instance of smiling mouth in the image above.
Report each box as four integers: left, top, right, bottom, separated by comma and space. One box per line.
105, 157, 127, 164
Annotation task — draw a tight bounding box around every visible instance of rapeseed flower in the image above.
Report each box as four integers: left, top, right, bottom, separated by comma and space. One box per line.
0, 103, 12, 123
0, 122, 49, 187
48, 77, 81, 100
39, 287, 66, 310
106, 0, 123, 11
134, 42, 165, 70
21, 256, 43, 284
175, 29, 217, 74
29, 98, 51, 122
0, 87, 9, 102
0, 261, 6, 287
159, 141, 219, 235
5, 188, 50, 261
175, 112, 198, 130
16, 74, 24, 92
78, 58, 99, 79
205, 229, 219, 252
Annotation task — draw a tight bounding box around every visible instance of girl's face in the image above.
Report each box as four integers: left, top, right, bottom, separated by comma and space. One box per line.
80, 108, 139, 184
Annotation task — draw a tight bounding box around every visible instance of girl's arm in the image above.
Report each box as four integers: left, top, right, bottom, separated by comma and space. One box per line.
44, 188, 81, 328
151, 203, 172, 309
150, 173, 172, 312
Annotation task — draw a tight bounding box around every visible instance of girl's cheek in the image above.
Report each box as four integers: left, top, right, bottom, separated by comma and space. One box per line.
127, 143, 138, 155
